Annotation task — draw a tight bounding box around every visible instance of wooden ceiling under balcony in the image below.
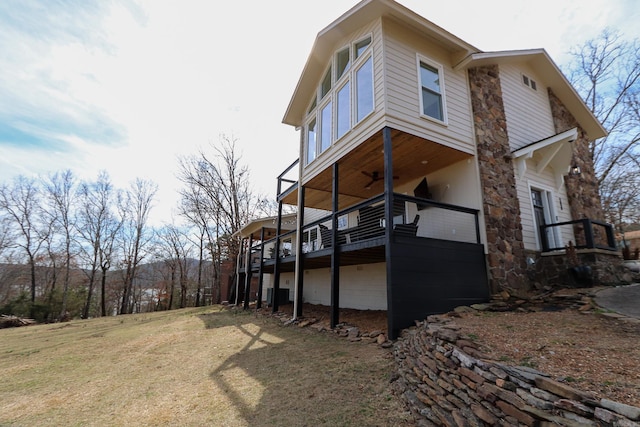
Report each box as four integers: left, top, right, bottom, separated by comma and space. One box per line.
281, 128, 472, 211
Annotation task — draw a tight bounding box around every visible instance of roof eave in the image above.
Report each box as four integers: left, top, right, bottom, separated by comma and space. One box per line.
282, 0, 479, 127
457, 49, 607, 141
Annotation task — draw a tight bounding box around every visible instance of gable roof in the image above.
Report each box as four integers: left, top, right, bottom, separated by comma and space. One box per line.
282, 0, 479, 127
454, 49, 607, 140
283, 0, 606, 141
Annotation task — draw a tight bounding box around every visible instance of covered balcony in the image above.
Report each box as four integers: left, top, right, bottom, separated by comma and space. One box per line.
239, 126, 490, 339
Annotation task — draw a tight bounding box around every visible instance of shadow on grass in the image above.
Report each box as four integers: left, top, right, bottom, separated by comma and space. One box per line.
197, 307, 408, 426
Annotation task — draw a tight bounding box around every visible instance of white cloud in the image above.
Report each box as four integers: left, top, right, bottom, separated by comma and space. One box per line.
0, 0, 637, 226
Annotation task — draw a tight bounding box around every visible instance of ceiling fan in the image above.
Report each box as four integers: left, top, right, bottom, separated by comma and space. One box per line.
361, 170, 399, 189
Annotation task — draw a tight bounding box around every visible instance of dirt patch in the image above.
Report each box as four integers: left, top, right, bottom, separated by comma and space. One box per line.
265, 302, 389, 334
262, 293, 640, 408
452, 308, 640, 407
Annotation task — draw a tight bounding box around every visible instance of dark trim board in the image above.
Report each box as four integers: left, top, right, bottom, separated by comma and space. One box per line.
388, 237, 489, 339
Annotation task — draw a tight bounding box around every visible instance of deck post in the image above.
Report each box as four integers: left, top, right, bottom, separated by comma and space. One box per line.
382, 127, 397, 339
294, 186, 306, 318
243, 234, 253, 309
272, 200, 283, 312
330, 163, 340, 329
256, 227, 265, 309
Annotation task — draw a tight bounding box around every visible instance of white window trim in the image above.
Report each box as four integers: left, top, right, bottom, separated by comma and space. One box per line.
303, 33, 375, 167
335, 44, 351, 84
335, 80, 351, 142
304, 116, 317, 165
354, 52, 375, 126
318, 97, 333, 155
416, 54, 448, 125
527, 180, 562, 251
522, 73, 537, 91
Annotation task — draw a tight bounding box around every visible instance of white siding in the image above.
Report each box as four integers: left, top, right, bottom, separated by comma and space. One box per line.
300, 263, 387, 310
500, 63, 556, 150
516, 157, 574, 250
381, 18, 476, 155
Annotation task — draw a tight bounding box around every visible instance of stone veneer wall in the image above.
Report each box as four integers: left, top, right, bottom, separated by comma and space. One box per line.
393, 315, 640, 426
468, 65, 528, 293
525, 249, 636, 290
548, 90, 604, 222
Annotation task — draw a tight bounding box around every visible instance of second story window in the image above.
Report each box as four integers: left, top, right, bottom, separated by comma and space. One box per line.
356, 56, 373, 122
304, 34, 374, 165
419, 59, 445, 122
321, 67, 332, 99
336, 47, 350, 80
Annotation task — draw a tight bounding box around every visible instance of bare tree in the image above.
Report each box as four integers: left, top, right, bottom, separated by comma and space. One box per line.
178, 186, 219, 304
157, 224, 194, 308
568, 29, 640, 230
42, 170, 77, 320
76, 171, 121, 318
0, 176, 47, 310
177, 135, 256, 302
117, 178, 157, 315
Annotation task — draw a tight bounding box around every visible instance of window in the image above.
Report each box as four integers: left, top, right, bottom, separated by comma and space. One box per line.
419, 60, 444, 121
355, 36, 371, 59
356, 56, 373, 122
321, 66, 332, 98
306, 118, 317, 164
307, 96, 317, 114
320, 101, 332, 153
304, 34, 374, 165
531, 187, 561, 250
336, 48, 350, 80
522, 74, 537, 91
336, 82, 350, 139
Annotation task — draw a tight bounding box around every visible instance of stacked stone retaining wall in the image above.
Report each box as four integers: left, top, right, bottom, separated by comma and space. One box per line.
393, 315, 640, 426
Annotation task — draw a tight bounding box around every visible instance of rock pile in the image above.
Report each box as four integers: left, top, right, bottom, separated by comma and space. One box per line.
392, 313, 640, 426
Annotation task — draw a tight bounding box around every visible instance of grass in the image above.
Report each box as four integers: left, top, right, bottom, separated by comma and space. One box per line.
0, 307, 411, 427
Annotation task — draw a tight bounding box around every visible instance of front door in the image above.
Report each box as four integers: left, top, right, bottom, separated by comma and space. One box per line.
531, 188, 558, 250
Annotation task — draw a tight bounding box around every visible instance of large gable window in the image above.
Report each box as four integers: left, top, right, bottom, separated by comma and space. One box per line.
321, 66, 332, 99
355, 36, 371, 59
306, 118, 317, 164
356, 56, 373, 122
336, 48, 350, 80
418, 58, 446, 122
320, 101, 332, 153
304, 34, 374, 165
336, 82, 350, 139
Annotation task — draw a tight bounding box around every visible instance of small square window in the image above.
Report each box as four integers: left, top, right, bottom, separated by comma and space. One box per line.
522, 74, 537, 91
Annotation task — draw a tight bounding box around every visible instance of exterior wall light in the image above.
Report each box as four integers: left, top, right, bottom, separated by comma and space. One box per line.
569, 165, 581, 176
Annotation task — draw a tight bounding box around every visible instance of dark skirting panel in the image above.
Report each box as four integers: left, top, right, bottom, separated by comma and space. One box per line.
388, 236, 489, 339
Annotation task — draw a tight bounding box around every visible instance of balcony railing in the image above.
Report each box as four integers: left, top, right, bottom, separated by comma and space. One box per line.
245, 194, 480, 264
540, 218, 616, 252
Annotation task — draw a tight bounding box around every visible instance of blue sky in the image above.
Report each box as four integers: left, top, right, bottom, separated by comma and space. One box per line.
0, 0, 638, 225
